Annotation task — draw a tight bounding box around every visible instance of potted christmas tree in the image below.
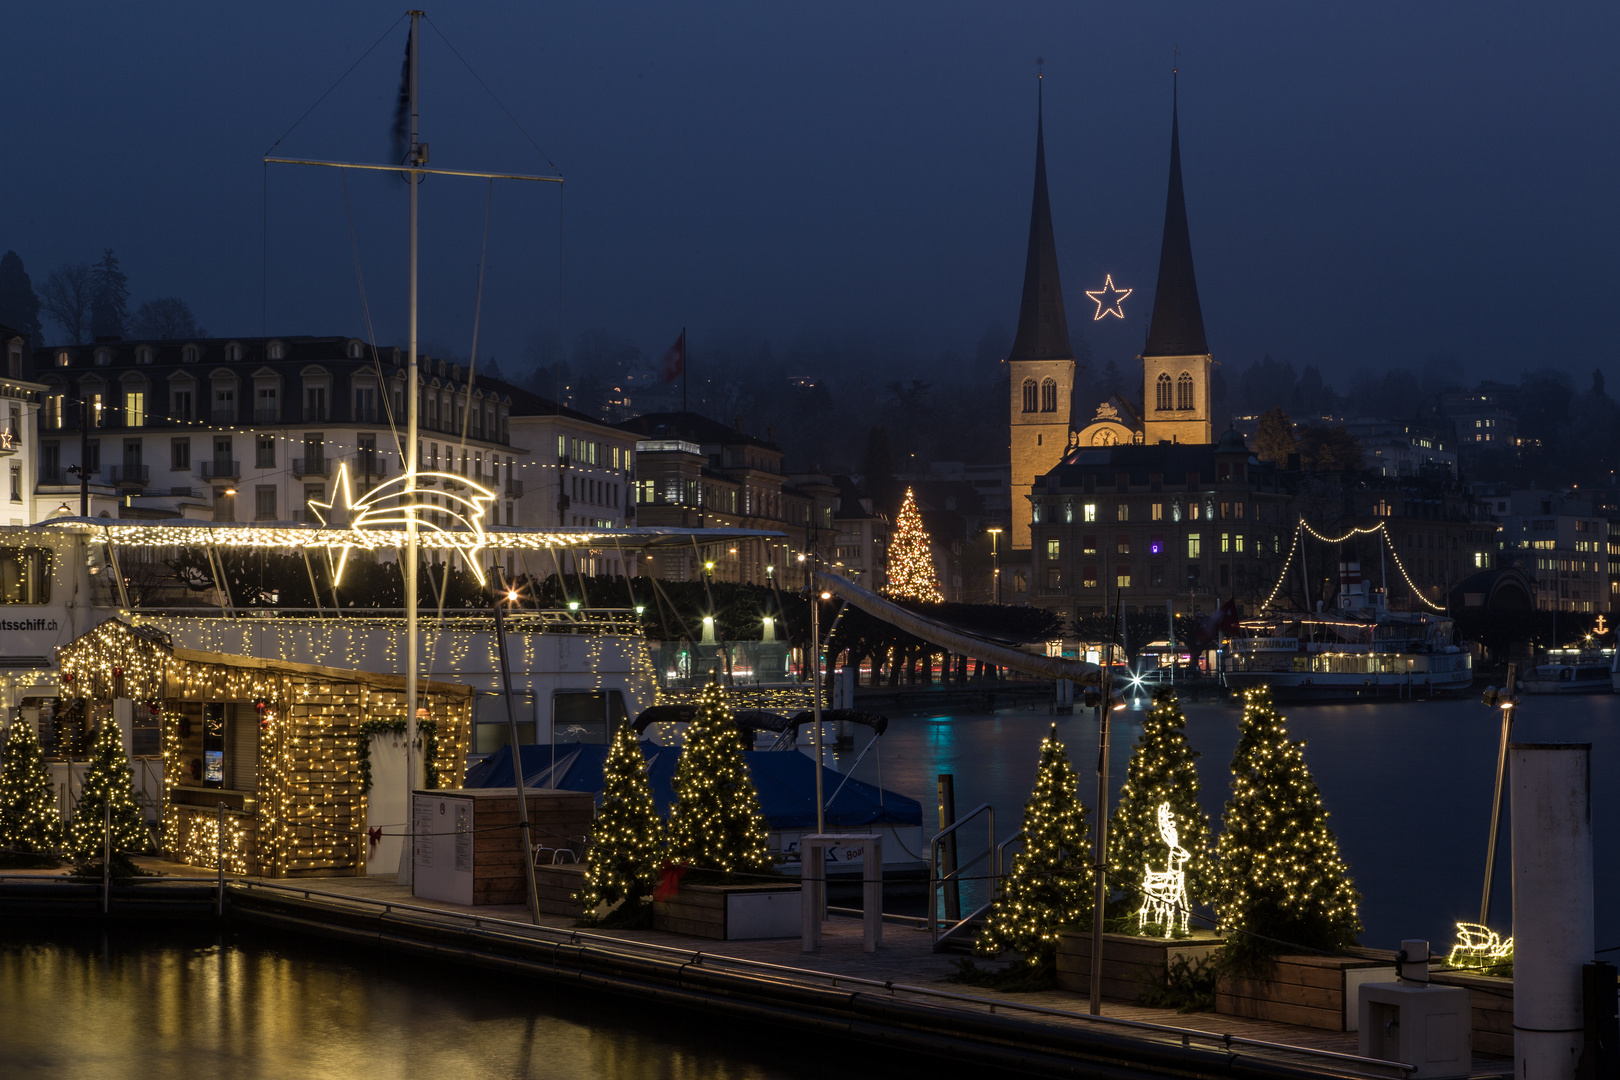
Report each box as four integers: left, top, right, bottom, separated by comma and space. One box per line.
0, 719, 62, 867
66, 720, 150, 877
1213, 687, 1370, 1030
656, 680, 797, 939
973, 724, 1091, 986
574, 723, 664, 926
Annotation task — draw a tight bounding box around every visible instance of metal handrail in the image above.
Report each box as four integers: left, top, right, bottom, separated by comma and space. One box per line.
227, 879, 1414, 1076
929, 801, 993, 947
994, 828, 1026, 894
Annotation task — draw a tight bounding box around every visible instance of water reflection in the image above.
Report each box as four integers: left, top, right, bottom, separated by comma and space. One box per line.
0, 927, 813, 1080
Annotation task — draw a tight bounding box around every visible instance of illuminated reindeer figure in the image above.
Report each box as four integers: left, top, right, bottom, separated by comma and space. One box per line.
1137, 802, 1191, 936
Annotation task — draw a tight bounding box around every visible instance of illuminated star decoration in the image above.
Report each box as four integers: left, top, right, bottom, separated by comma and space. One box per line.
1085, 274, 1132, 321
308, 463, 497, 587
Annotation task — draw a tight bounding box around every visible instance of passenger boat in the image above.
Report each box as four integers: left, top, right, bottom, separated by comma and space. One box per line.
1222, 563, 1473, 699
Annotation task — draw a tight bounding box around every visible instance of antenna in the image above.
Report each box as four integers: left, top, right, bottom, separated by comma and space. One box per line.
1035, 53, 1047, 78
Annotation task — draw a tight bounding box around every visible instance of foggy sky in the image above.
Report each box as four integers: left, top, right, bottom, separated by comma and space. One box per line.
3, 2, 1616, 388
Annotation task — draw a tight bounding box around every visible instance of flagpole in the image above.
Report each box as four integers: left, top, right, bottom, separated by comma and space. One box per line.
402, 7, 422, 890
681, 327, 688, 413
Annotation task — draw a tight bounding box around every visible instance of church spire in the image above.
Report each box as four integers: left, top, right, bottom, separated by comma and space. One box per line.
1143, 73, 1209, 358
1006, 74, 1074, 364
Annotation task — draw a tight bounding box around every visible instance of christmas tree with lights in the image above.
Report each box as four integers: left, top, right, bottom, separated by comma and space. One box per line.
977, 724, 1092, 968
0, 720, 61, 854
668, 680, 771, 876
1108, 689, 1214, 931
66, 720, 149, 865
1215, 687, 1361, 969
884, 487, 944, 603
576, 723, 665, 916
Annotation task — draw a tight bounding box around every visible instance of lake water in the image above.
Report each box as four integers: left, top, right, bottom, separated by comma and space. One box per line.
0, 924, 873, 1080
830, 693, 1619, 953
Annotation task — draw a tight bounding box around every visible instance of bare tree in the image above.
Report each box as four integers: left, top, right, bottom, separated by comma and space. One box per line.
39, 262, 93, 344
129, 297, 201, 340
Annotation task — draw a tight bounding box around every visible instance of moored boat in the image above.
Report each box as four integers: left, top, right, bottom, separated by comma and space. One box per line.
1520, 651, 1614, 695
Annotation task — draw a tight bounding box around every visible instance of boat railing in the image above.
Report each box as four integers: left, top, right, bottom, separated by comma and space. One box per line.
929, 802, 994, 950
129, 607, 646, 635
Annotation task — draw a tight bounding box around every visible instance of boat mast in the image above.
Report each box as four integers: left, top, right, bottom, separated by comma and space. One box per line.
403, 7, 422, 887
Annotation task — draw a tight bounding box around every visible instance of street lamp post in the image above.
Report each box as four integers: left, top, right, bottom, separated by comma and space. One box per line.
988, 527, 1002, 604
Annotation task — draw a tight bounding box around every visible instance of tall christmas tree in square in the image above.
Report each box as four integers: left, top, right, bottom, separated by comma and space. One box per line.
668, 680, 771, 876
884, 487, 944, 603
1215, 687, 1360, 968
977, 723, 1092, 968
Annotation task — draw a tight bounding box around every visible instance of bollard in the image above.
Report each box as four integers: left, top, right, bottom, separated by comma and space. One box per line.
102, 797, 110, 915
1512, 743, 1593, 1080
216, 801, 225, 918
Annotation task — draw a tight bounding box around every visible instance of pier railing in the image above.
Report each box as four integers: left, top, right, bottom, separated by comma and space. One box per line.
221, 878, 1417, 1078
929, 802, 995, 950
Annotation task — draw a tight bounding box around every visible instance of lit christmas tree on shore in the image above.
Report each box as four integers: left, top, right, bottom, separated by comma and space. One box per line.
668, 681, 771, 876
977, 724, 1092, 968
576, 723, 665, 915
884, 487, 944, 602
66, 719, 148, 864
1215, 687, 1361, 968
0, 720, 61, 853
1109, 689, 1214, 927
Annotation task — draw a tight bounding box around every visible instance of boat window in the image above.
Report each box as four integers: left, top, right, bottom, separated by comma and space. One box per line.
0, 548, 53, 604
552, 690, 628, 745
472, 690, 536, 754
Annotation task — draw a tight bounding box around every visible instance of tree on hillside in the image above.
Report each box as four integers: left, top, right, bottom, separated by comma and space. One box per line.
861, 425, 897, 514
129, 298, 201, 340
0, 252, 43, 345
40, 262, 94, 344
89, 250, 130, 339
1296, 425, 1362, 472
1253, 407, 1297, 465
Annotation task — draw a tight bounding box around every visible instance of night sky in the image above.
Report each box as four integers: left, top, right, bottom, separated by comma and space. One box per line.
3, 2, 1615, 386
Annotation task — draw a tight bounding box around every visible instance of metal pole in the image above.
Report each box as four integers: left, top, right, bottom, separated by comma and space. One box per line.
937, 773, 960, 922
493, 594, 542, 925
401, 7, 422, 890
216, 800, 225, 917
1480, 663, 1516, 925
811, 566, 824, 834
80, 397, 89, 516
102, 795, 110, 915
1089, 666, 1113, 1017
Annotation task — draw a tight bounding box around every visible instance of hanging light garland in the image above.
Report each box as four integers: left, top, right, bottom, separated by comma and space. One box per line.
1261, 519, 1445, 613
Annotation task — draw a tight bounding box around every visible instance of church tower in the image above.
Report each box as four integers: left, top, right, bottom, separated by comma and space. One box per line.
1007, 75, 1075, 550
1140, 78, 1213, 446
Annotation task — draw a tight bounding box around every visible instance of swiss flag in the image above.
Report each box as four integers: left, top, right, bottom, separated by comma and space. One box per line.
659, 329, 686, 384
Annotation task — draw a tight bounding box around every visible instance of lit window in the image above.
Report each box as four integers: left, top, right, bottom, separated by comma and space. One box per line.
1187, 533, 1201, 558
1082, 534, 1098, 555
1046, 539, 1060, 559
1150, 535, 1163, 555
1084, 503, 1097, 523
123, 392, 145, 427
1152, 503, 1163, 521
1082, 566, 1097, 589
1117, 503, 1129, 522
1117, 568, 1132, 588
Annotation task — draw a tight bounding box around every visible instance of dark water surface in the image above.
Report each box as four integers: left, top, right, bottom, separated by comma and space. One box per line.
844, 693, 1618, 952
0, 924, 844, 1080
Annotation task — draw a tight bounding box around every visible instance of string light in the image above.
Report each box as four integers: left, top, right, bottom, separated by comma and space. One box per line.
1137, 804, 1191, 936
1446, 921, 1512, 971
667, 680, 771, 875
1084, 273, 1132, 321
576, 722, 665, 916
64, 719, 147, 862
1109, 690, 1213, 926
310, 463, 496, 585
1261, 519, 1445, 613
976, 723, 1092, 969
884, 488, 944, 603
1214, 687, 1361, 968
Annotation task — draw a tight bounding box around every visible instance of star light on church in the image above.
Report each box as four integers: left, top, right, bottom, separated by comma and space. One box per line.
1085, 274, 1132, 321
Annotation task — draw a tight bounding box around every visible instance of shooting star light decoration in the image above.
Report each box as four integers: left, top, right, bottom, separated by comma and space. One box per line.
308, 463, 498, 586
1086, 274, 1132, 321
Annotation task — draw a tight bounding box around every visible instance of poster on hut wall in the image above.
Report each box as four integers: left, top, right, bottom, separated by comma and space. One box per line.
412, 792, 473, 906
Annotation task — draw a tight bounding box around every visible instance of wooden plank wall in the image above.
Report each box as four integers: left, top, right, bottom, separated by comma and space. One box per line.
532, 864, 586, 918
465, 791, 595, 906
1216, 955, 1387, 1031
1055, 929, 1225, 1002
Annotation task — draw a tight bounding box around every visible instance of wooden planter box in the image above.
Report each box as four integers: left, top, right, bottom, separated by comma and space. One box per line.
652, 881, 802, 940
532, 863, 587, 918
1055, 928, 1226, 1002
1217, 954, 1396, 1031
1431, 970, 1513, 1057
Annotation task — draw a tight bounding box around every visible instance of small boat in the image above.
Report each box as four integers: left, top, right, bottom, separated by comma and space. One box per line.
1521, 653, 1614, 695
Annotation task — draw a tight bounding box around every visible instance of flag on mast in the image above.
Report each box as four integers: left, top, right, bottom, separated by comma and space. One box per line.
659, 329, 686, 384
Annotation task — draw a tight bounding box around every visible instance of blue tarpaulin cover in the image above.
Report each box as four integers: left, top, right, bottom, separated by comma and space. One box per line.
464, 742, 921, 829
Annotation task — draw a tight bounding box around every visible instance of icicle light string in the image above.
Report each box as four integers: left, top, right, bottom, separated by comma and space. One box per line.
1261, 519, 1445, 612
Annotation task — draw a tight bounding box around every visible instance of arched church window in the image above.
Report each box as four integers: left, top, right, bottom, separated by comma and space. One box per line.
1177, 372, 1195, 410
1040, 378, 1058, 412
1156, 372, 1172, 411
1021, 378, 1038, 413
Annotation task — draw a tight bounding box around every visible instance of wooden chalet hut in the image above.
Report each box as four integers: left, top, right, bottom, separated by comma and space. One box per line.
56, 618, 472, 877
